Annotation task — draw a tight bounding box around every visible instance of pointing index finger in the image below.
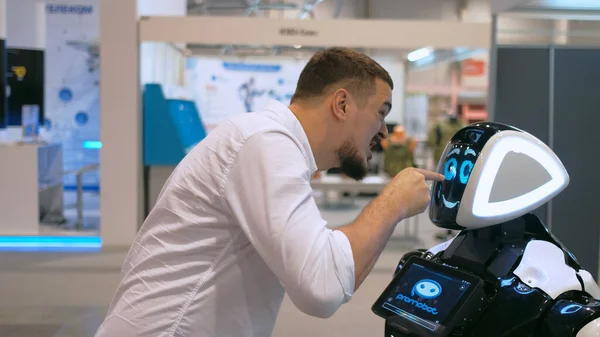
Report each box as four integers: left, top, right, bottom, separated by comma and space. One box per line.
415, 169, 445, 181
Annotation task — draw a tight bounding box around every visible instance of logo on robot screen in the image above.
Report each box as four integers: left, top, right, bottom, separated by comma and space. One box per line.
395, 279, 442, 315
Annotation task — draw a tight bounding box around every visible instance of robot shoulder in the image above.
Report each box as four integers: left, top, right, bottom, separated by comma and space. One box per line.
578, 269, 600, 299
514, 239, 582, 299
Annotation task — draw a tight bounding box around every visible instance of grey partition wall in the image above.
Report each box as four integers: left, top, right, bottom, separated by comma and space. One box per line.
552, 48, 600, 278
493, 46, 600, 278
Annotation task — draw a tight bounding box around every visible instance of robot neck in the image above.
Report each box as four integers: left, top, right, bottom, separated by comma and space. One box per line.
439, 214, 580, 280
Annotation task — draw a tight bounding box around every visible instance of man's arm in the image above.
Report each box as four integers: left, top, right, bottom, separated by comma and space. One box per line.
223, 130, 355, 319
223, 131, 443, 316
338, 168, 443, 289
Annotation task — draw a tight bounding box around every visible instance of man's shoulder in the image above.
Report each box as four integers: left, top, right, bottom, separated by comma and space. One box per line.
222, 110, 296, 143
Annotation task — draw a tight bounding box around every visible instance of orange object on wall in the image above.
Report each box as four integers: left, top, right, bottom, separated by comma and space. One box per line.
463, 58, 485, 76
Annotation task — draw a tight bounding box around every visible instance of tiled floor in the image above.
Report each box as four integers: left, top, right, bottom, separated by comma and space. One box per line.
0, 197, 446, 337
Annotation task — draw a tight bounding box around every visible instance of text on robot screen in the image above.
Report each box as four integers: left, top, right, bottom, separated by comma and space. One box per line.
395, 294, 439, 315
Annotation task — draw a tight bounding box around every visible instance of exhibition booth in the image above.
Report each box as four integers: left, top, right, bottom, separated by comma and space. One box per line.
0, 0, 491, 250
0, 0, 102, 250
133, 15, 491, 243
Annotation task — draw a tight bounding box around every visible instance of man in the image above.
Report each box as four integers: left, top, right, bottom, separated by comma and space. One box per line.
95, 47, 444, 337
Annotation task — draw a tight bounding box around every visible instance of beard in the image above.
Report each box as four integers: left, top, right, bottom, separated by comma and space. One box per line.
336, 138, 368, 181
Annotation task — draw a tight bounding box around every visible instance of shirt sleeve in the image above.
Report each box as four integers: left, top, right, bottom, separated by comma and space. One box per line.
223, 130, 355, 318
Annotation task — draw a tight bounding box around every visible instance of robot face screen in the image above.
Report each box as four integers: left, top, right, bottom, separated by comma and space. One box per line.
430, 128, 485, 228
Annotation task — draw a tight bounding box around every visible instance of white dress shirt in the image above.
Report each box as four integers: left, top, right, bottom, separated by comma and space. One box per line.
95, 100, 356, 337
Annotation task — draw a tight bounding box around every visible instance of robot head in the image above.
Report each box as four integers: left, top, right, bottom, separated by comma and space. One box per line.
429, 122, 569, 230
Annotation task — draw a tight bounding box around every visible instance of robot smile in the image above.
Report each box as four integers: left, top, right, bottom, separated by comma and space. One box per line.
442, 195, 458, 209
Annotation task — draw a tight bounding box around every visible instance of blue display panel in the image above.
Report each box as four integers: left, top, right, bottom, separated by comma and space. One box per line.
143, 84, 207, 166
380, 263, 472, 331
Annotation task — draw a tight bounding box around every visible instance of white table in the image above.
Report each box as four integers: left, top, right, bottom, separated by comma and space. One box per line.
0, 142, 63, 235
310, 174, 421, 241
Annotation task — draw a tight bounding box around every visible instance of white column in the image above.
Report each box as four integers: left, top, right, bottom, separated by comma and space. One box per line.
554, 19, 569, 45
6, 0, 45, 50
370, 54, 406, 125
100, 0, 140, 247
138, 0, 186, 88
137, 0, 186, 16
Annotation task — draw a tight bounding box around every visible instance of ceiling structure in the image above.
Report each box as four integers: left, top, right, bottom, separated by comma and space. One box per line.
185, 0, 489, 21
187, 0, 345, 19
183, 0, 491, 68
493, 0, 600, 18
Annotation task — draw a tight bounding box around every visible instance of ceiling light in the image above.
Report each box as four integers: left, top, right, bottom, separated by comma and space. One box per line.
407, 47, 433, 62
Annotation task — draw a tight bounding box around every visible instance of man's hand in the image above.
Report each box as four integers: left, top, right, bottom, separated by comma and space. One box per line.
338, 168, 444, 290
378, 167, 445, 225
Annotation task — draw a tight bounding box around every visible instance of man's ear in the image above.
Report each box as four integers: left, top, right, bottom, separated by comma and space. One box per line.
331, 88, 349, 121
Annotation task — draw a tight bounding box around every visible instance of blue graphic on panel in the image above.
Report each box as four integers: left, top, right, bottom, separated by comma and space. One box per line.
143, 84, 207, 165
560, 304, 583, 314
444, 158, 458, 181
83, 141, 102, 149
412, 279, 443, 299
75, 111, 88, 125
59, 88, 73, 102
460, 160, 474, 184
443, 148, 475, 185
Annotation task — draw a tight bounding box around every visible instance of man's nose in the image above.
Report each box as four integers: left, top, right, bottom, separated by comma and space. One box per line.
379, 123, 389, 139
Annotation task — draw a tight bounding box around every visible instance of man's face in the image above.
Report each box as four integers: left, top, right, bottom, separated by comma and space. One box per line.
337, 79, 392, 180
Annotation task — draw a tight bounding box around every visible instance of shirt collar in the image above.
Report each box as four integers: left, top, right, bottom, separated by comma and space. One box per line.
263, 100, 318, 174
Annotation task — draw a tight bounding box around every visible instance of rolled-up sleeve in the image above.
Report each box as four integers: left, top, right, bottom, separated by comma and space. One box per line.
223, 130, 355, 318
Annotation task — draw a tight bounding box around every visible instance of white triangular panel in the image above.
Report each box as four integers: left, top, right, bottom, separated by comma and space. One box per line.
457, 130, 569, 229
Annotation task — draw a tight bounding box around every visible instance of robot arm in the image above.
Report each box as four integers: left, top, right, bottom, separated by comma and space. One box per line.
540, 294, 600, 337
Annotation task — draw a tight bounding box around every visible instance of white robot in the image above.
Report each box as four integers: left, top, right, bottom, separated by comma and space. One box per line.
372, 122, 600, 337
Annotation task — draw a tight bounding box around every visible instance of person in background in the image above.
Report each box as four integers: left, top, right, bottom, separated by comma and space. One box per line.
427, 106, 466, 241
381, 125, 418, 177
94, 47, 444, 337
427, 107, 466, 164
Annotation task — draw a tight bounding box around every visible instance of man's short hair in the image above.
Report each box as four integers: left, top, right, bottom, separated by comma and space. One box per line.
291, 47, 393, 105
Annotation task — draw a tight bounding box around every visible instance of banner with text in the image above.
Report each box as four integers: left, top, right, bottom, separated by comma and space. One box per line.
45, 1, 100, 188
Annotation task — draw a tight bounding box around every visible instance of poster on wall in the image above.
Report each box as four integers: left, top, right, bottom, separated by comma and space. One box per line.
45, 1, 100, 189
185, 56, 308, 132
7, 48, 44, 127
461, 53, 488, 89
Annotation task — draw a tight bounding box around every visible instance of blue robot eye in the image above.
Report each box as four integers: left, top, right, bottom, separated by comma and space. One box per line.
444, 158, 457, 181
460, 160, 474, 184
